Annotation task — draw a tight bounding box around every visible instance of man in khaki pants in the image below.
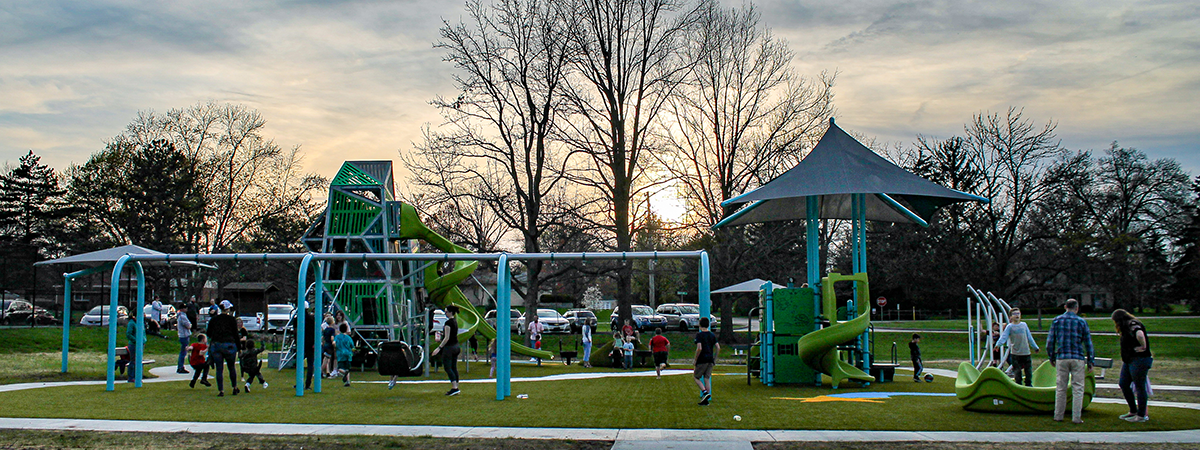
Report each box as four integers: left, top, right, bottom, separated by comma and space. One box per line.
1046, 298, 1094, 423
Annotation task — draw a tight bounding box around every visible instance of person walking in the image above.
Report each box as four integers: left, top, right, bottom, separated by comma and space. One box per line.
650, 328, 670, 379
432, 305, 461, 396
1046, 298, 1094, 424
334, 323, 354, 387
206, 300, 241, 397
150, 296, 164, 328
176, 303, 192, 374
581, 321, 593, 368
995, 308, 1039, 386
693, 317, 719, 406
1112, 309, 1153, 423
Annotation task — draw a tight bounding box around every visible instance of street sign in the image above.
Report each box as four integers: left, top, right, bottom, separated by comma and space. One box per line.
876, 296, 887, 307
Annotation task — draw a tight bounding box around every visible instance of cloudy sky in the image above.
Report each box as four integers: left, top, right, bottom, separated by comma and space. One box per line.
2, 0, 1198, 195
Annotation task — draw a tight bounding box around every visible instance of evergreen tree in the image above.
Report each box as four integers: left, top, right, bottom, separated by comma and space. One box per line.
1170, 176, 1200, 312
0, 151, 72, 297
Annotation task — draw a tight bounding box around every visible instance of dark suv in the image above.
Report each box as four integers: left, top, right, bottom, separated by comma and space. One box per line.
563, 309, 598, 333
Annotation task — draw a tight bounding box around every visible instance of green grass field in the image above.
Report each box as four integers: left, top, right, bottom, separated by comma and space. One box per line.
875, 317, 1200, 334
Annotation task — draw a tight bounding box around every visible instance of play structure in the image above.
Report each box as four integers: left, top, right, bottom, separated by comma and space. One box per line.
294, 161, 552, 366
716, 119, 987, 388
955, 285, 1096, 413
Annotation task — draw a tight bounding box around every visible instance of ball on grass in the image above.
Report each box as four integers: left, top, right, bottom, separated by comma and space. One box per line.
734, 415, 742, 421
924, 373, 934, 383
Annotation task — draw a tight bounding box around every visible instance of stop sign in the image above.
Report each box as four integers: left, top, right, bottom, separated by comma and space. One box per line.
876, 296, 887, 307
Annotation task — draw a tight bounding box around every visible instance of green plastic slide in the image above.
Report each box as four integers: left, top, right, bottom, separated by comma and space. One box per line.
396, 202, 554, 360
795, 272, 875, 388
955, 361, 1095, 413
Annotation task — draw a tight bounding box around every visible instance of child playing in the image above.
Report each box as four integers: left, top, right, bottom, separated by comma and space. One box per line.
534, 333, 543, 367
910, 333, 924, 382
335, 322, 354, 386
650, 328, 670, 379
487, 338, 498, 378
188, 334, 211, 388
622, 336, 635, 370
240, 339, 268, 392
994, 308, 1039, 386
693, 317, 719, 406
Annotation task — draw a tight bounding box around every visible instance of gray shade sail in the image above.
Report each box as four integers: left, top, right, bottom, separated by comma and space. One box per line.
716, 119, 987, 227
34, 244, 215, 269
711, 279, 777, 294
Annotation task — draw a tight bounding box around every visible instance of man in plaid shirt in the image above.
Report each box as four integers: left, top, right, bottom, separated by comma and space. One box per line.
1046, 298, 1094, 423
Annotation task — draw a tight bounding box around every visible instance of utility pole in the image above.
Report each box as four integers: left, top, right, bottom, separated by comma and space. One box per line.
648, 259, 656, 306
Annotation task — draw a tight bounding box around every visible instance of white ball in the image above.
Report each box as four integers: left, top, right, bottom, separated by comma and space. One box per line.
733, 415, 742, 421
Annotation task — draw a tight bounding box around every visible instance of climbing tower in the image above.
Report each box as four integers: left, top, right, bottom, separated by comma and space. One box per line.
299, 161, 424, 348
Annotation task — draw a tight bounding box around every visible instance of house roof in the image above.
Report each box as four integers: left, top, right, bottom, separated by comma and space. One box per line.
222, 282, 279, 292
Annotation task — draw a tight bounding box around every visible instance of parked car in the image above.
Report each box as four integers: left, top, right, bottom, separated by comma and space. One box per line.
535, 309, 571, 334
562, 309, 598, 333
265, 304, 295, 333
609, 305, 669, 332
1, 300, 34, 325
655, 303, 718, 332
142, 304, 177, 328
79, 305, 130, 327
431, 309, 448, 334
239, 312, 264, 332
484, 309, 525, 335
196, 307, 215, 329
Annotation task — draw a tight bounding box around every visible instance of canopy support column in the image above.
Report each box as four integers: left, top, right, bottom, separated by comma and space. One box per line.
62, 262, 113, 373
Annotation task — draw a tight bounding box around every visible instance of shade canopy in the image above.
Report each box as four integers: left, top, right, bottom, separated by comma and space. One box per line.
715, 119, 987, 228
34, 244, 215, 269
711, 279, 778, 294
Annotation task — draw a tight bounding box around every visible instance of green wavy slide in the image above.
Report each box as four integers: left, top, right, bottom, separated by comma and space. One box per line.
796, 272, 876, 388
956, 361, 1095, 413
396, 202, 554, 360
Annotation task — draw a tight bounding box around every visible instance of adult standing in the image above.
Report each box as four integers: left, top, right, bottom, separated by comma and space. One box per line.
176, 303, 192, 374
995, 308, 1039, 386
1112, 309, 1153, 423
581, 320, 593, 368
693, 317, 718, 406
206, 300, 240, 397
1046, 298, 1094, 424
432, 305, 461, 396
185, 296, 199, 332
150, 296, 164, 328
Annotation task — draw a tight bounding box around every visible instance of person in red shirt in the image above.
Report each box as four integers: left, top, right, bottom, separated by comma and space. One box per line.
187, 333, 211, 388
650, 329, 671, 379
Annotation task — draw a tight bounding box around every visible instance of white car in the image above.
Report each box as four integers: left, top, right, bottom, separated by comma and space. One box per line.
239, 313, 264, 332
265, 304, 294, 333
535, 309, 571, 334
484, 309, 525, 335
79, 305, 129, 327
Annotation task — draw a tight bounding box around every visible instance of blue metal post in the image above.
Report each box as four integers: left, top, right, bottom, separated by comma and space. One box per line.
698, 251, 711, 320
133, 262, 145, 387
296, 253, 312, 397
106, 255, 131, 391
313, 260, 323, 393
62, 274, 71, 373
496, 254, 510, 400
806, 195, 821, 386
763, 281, 774, 386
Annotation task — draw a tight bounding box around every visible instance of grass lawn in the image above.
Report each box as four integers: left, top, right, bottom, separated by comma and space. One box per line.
875, 317, 1200, 334
1, 359, 1199, 432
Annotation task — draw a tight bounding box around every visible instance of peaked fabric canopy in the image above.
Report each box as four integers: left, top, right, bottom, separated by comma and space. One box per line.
34, 244, 214, 268
712, 279, 778, 294
716, 119, 987, 227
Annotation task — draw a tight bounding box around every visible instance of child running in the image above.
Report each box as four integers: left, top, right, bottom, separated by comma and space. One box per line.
240, 339, 268, 392
335, 322, 354, 386
650, 328, 670, 379
693, 317, 718, 406
188, 334, 211, 388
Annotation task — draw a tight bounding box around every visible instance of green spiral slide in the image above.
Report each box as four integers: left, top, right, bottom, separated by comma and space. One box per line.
396, 202, 554, 360
795, 272, 876, 388
956, 361, 1095, 413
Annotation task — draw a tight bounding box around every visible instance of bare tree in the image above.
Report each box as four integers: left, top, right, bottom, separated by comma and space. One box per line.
404, 0, 588, 318
114, 102, 325, 253
662, 2, 835, 231
559, 0, 699, 324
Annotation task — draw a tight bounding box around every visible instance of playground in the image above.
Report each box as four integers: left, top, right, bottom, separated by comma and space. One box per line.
3, 122, 1199, 447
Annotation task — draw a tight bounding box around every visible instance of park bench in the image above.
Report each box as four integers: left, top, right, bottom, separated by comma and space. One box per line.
1093, 357, 1113, 379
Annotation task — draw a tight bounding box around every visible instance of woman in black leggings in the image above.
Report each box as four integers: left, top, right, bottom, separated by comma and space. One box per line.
205, 303, 241, 397
432, 305, 461, 396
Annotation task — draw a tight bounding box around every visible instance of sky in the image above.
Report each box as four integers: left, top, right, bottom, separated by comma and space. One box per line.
2, 0, 1198, 208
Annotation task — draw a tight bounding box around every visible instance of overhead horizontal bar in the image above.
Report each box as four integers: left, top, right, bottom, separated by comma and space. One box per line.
110, 250, 706, 263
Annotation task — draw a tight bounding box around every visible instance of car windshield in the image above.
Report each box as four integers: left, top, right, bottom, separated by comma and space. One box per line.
631, 306, 653, 315
510, 310, 521, 318
268, 306, 292, 315
87, 306, 111, 315
677, 305, 699, 314
574, 311, 595, 318
537, 310, 559, 318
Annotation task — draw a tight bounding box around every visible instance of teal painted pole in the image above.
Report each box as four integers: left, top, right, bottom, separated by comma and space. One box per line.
296, 253, 312, 397
763, 281, 773, 386
62, 274, 71, 373
133, 262, 145, 387
313, 260, 323, 393
698, 251, 711, 320
106, 255, 131, 391
496, 254, 510, 400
